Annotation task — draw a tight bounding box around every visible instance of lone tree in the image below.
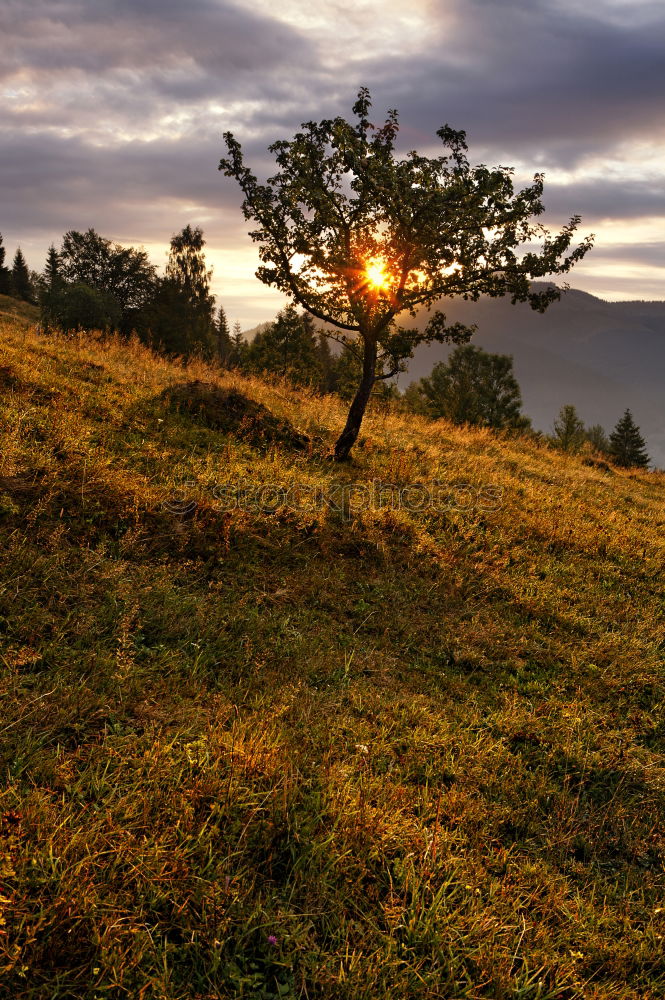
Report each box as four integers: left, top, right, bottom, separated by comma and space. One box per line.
417, 344, 526, 429
609, 409, 650, 468
220, 88, 593, 459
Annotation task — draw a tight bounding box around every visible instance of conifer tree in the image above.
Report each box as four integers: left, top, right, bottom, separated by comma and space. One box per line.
0, 234, 11, 295
11, 248, 34, 302
38, 245, 64, 333
43, 245, 62, 292
229, 321, 248, 368
315, 329, 337, 393
216, 305, 232, 363
609, 409, 650, 468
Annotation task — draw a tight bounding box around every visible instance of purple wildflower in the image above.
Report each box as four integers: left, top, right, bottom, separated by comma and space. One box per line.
267, 934, 278, 946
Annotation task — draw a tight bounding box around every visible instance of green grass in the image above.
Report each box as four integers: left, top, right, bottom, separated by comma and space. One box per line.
0, 320, 663, 999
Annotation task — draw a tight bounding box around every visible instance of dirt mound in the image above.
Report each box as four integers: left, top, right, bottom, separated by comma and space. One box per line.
161, 381, 311, 452
0, 365, 20, 389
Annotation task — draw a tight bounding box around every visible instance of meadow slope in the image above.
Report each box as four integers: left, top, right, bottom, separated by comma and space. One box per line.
0, 316, 664, 1000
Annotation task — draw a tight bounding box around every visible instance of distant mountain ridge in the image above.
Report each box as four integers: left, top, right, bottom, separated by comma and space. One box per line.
402, 287, 665, 469
245, 287, 665, 468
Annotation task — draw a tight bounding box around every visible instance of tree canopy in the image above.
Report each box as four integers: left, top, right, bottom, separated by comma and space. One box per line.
220, 88, 593, 458
246, 304, 321, 386
146, 225, 217, 358
59, 228, 156, 332
416, 345, 526, 429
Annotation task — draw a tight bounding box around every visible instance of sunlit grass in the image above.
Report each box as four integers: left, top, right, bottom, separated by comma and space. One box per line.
0, 319, 663, 998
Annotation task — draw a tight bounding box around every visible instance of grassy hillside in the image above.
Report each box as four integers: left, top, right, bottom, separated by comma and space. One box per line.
0, 319, 664, 1000
0, 294, 39, 327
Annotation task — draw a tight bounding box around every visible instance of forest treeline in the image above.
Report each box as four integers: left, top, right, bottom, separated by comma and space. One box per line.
0, 228, 651, 469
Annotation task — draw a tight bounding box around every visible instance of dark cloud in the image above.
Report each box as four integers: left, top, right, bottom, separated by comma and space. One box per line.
589, 242, 665, 267
0, 0, 309, 81
542, 179, 665, 224
1, 0, 663, 314
356, 0, 665, 166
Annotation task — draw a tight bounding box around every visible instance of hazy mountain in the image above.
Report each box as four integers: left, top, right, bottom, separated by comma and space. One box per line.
244, 287, 664, 467
400, 287, 665, 468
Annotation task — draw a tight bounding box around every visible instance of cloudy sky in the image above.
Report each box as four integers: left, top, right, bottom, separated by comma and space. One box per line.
2, 0, 664, 327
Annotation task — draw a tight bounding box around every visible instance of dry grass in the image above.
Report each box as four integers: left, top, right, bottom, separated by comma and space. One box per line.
0, 319, 663, 999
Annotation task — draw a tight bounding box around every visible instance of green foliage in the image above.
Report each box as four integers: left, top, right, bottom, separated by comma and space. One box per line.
585, 423, 610, 455
552, 404, 585, 452
11, 247, 34, 303
228, 320, 249, 368
609, 408, 650, 468
220, 88, 593, 457
216, 304, 233, 364
43, 244, 62, 292
145, 225, 216, 358
247, 304, 322, 386
59, 228, 156, 333
45, 281, 123, 333
401, 380, 431, 416
417, 345, 527, 429
38, 246, 64, 332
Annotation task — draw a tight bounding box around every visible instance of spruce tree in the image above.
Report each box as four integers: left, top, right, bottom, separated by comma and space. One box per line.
609, 409, 650, 468
215, 305, 232, 364
43, 245, 62, 292
229, 321, 248, 368
0, 234, 11, 295
315, 330, 337, 393
11, 248, 34, 302
38, 245, 64, 333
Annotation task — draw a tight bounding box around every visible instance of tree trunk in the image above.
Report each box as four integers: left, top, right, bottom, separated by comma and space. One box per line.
333, 338, 376, 461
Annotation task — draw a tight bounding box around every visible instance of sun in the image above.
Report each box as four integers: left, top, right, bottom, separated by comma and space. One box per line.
364, 258, 389, 291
